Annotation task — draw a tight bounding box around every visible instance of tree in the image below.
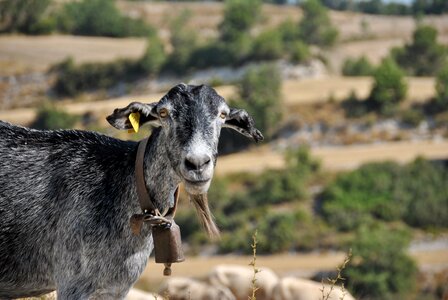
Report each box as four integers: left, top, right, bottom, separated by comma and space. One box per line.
140, 34, 166, 76
31, 104, 79, 130
346, 223, 417, 299
58, 0, 154, 37
251, 30, 284, 61
299, 0, 338, 47
368, 58, 407, 115
0, 0, 52, 34
218, 0, 262, 62
391, 25, 447, 76
342, 56, 375, 76
234, 64, 283, 137
163, 10, 198, 74
219, 0, 261, 43
435, 64, 448, 110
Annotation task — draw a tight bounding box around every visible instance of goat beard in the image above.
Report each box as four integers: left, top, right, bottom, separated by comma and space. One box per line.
188, 193, 220, 240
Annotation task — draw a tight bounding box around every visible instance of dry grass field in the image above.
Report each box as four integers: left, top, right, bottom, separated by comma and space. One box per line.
0, 76, 436, 125
216, 140, 448, 174
0, 35, 146, 75
135, 248, 448, 292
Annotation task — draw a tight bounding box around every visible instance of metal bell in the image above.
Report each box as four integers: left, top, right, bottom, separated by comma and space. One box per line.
153, 219, 185, 275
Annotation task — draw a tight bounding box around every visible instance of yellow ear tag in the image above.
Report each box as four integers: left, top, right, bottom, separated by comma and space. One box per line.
128, 112, 140, 133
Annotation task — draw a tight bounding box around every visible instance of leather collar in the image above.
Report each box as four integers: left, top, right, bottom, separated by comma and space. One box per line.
130, 137, 179, 234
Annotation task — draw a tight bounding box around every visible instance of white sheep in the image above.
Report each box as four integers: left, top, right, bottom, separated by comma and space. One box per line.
272, 277, 355, 300
159, 277, 235, 300
206, 265, 279, 300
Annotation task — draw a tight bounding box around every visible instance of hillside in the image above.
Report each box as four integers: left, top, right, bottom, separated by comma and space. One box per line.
1, 3, 447, 75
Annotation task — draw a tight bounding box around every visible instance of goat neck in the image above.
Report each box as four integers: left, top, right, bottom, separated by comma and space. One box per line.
141, 128, 181, 213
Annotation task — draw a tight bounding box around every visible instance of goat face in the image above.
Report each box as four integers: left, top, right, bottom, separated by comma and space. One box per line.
107, 84, 263, 194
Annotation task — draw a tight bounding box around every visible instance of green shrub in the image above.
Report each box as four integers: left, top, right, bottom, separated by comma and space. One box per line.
140, 34, 167, 76
435, 64, 448, 110
299, 0, 338, 47
0, 0, 52, 34
342, 56, 374, 76
320, 159, 448, 231
368, 58, 407, 115
219, 0, 261, 43
163, 10, 198, 74
233, 63, 283, 137
290, 41, 311, 64
250, 30, 284, 61
399, 108, 424, 127
346, 223, 417, 299
52, 57, 140, 97
257, 212, 297, 253
401, 158, 448, 228
31, 104, 79, 130
391, 25, 447, 76
57, 0, 154, 37
188, 42, 236, 69
277, 19, 300, 51
342, 90, 370, 118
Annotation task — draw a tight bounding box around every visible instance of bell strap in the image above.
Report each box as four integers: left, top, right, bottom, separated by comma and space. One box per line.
131, 137, 179, 234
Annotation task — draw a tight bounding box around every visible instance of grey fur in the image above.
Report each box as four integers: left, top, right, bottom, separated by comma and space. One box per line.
0, 84, 262, 300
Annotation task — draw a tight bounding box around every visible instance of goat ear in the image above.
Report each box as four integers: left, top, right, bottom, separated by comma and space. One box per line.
106, 102, 159, 130
223, 108, 264, 142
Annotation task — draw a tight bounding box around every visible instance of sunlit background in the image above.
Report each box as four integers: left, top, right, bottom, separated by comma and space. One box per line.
1, 0, 447, 299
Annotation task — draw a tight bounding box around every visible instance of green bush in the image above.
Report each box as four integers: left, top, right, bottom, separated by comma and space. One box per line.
140, 34, 167, 76
0, 0, 52, 34
31, 104, 79, 130
435, 64, 448, 110
368, 58, 407, 115
250, 30, 284, 61
277, 19, 300, 51
399, 108, 424, 127
257, 212, 297, 253
290, 41, 311, 64
57, 0, 154, 37
299, 0, 338, 47
52, 57, 141, 97
233, 63, 283, 137
346, 223, 417, 299
401, 158, 448, 228
163, 10, 198, 74
342, 90, 370, 118
391, 25, 447, 76
188, 42, 236, 69
219, 0, 261, 43
320, 159, 448, 231
342, 56, 375, 76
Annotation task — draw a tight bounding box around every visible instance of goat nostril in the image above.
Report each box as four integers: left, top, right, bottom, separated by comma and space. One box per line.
184, 158, 197, 171
184, 155, 211, 171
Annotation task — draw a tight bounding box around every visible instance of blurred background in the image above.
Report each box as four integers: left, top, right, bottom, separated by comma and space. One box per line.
1, 0, 447, 299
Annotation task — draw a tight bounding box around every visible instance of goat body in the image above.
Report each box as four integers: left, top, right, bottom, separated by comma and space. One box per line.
0, 84, 263, 300
0, 121, 155, 299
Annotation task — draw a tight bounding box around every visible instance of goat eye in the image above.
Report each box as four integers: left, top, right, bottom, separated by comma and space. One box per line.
159, 108, 169, 118
219, 112, 227, 120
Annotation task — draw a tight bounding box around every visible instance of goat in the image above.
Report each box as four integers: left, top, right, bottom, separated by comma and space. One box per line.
0, 84, 263, 299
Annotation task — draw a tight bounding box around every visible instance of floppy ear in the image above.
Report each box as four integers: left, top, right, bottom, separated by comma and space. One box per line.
106, 102, 159, 130
223, 108, 264, 142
